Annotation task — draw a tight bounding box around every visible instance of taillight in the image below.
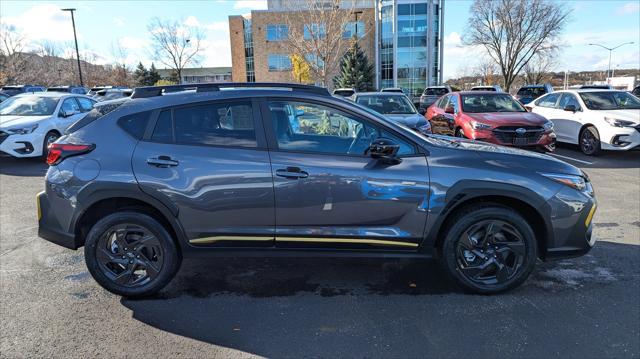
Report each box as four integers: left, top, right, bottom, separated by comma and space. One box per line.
46, 143, 95, 165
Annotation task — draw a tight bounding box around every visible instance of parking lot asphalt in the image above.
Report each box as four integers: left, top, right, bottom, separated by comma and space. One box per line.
1, 145, 639, 358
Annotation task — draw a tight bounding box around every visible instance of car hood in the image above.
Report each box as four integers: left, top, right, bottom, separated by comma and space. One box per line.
384, 114, 427, 128
0, 115, 50, 129
466, 112, 547, 126
424, 135, 582, 176
595, 109, 640, 124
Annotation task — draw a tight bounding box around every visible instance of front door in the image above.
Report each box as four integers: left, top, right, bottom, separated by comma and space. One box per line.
263, 98, 430, 250
553, 93, 584, 144
132, 99, 275, 247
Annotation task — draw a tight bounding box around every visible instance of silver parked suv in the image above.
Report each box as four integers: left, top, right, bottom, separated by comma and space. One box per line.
38, 83, 597, 297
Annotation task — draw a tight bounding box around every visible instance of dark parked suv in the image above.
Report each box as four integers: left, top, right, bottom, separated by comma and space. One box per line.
38, 83, 597, 297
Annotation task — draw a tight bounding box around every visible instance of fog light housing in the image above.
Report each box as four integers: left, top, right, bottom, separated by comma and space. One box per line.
611, 135, 631, 147
14, 141, 34, 154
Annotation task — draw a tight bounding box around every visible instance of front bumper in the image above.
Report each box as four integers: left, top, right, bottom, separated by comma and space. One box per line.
469, 127, 556, 150
544, 186, 597, 260
0, 131, 45, 157
37, 191, 80, 249
600, 126, 640, 151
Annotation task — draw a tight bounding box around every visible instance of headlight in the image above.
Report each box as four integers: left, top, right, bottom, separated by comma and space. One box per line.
6, 124, 39, 134
543, 121, 554, 131
472, 121, 492, 130
540, 173, 588, 191
604, 117, 635, 127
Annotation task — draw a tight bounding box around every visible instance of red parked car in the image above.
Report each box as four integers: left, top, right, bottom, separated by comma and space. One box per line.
426, 91, 556, 152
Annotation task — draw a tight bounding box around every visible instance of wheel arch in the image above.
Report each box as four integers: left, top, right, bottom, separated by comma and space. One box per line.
427, 181, 553, 260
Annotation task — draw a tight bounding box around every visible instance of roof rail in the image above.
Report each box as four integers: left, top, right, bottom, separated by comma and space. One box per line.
131, 82, 330, 99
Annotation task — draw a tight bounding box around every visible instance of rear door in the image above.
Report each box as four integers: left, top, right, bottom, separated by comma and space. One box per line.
262, 98, 430, 250
553, 93, 583, 143
132, 98, 275, 247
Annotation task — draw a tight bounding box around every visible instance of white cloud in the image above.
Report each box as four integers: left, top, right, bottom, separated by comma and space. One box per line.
233, 0, 268, 10
443, 32, 462, 46
119, 36, 147, 50
204, 21, 229, 32
615, 2, 640, 15
200, 38, 232, 67
2, 4, 80, 42
113, 16, 125, 27
184, 15, 200, 27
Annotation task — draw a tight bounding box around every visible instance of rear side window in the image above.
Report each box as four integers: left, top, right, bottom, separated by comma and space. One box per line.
118, 111, 151, 139
152, 101, 257, 148
76, 97, 95, 112
536, 93, 560, 108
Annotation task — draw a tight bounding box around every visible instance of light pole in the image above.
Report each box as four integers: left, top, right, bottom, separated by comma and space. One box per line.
61, 8, 84, 87
588, 42, 634, 80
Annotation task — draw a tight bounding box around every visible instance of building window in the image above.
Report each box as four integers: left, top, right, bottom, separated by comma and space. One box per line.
303, 23, 326, 40
342, 21, 365, 39
243, 18, 255, 82
266, 24, 288, 41
268, 54, 292, 71
304, 53, 324, 70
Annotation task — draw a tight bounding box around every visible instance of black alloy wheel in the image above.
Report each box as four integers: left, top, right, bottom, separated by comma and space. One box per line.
440, 205, 537, 294
455, 220, 525, 286
84, 212, 180, 297
579, 126, 601, 156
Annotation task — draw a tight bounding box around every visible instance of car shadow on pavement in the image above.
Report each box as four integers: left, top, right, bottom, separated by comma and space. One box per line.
0, 157, 48, 176
118, 241, 639, 357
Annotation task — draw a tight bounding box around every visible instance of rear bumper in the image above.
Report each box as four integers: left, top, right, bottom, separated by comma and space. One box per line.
37, 191, 80, 250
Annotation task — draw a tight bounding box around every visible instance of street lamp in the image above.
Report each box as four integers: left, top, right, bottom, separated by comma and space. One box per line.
588, 42, 634, 80
61, 8, 84, 87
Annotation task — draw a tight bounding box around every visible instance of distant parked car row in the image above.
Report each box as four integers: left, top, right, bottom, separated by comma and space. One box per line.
0, 85, 133, 102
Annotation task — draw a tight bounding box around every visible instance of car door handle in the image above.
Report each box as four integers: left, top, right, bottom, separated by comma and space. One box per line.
276, 167, 308, 179
147, 156, 179, 168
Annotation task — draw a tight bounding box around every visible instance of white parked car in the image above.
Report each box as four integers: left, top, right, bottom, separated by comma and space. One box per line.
0, 93, 96, 158
528, 89, 640, 155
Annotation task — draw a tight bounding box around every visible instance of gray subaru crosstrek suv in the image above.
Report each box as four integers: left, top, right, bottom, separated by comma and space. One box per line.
38, 83, 597, 297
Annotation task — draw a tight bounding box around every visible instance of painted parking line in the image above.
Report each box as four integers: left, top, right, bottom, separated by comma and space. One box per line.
549, 153, 593, 165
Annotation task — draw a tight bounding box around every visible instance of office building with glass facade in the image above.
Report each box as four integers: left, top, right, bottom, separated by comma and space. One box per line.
229, 0, 443, 96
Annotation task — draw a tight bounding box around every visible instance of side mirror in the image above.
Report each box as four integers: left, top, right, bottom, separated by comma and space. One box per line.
564, 104, 577, 112
368, 137, 401, 164
418, 108, 426, 115
445, 105, 455, 114
59, 109, 78, 118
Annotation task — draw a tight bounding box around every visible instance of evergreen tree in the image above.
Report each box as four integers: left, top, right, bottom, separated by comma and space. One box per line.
333, 40, 374, 91
133, 62, 149, 86
147, 63, 161, 85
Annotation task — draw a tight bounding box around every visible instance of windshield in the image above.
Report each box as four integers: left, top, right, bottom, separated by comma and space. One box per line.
0, 96, 59, 116
424, 88, 448, 96
461, 94, 526, 113
517, 87, 547, 98
579, 91, 640, 110
356, 95, 417, 114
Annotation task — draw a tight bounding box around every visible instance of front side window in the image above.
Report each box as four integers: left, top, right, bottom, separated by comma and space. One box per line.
0, 96, 59, 116
558, 93, 581, 111
152, 101, 257, 148
268, 54, 292, 72
304, 23, 326, 40
578, 91, 640, 110
536, 93, 560, 108
268, 100, 415, 156
461, 94, 526, 113
266, 24, 288, 41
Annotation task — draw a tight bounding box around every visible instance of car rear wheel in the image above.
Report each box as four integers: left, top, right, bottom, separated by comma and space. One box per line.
42, 131, 59, 160
579, 126, 601, 156
84, 212, 181, 297
440, 205, 537, 294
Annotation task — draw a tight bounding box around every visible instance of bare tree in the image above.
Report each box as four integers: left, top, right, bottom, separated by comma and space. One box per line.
0, 23, 29, 84
523, 49, 557, 84
147, 17, 203, 84
282, 0, 362, 87
473, 57, 498, 86
111, 40, 130, 85
464, 0, 570, 91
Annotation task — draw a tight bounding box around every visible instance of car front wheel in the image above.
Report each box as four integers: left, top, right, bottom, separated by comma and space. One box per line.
440, 205, 537, 294
42, 131, 59, 160
84, 212, 181, 297
579, 126, 601, 156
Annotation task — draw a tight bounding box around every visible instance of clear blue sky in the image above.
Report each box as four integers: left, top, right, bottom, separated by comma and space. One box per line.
2, 0, 639, 79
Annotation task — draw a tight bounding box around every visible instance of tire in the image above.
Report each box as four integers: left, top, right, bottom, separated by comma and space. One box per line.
579, 126, 601, 156
41, 131, 59, 160
455, 127, 466, 138
84, 211, 181, 297
439, 205, 537, 294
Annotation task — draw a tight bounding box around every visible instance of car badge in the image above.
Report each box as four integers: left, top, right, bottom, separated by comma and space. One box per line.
515, 128, 527, 135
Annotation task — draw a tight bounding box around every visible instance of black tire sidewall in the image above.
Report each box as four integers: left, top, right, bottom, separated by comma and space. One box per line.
41, 131, 58, 159
441, 206, 537, 294
580, 126, 601, 156
84, 212, 180, 297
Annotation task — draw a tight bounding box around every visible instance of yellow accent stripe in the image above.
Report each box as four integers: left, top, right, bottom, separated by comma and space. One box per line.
190, 236, 274, 244
276, 236, 419, 248
36, 191, 43, 221
585, 203, 597, 227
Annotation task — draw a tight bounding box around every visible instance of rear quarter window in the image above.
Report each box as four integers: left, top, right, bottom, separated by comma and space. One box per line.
118, 111, 152, 139
65, 101, 125, 134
